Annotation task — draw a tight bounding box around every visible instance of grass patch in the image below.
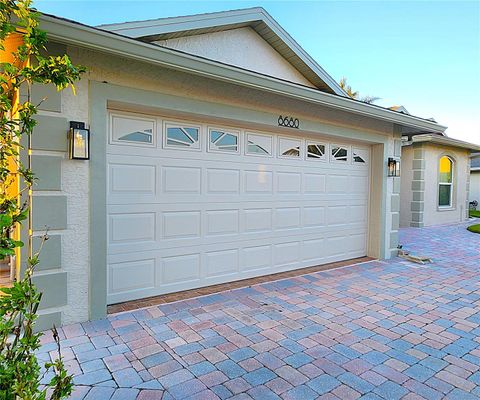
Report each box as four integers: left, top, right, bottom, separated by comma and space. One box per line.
470, 209, 480, 218
467, 224, 480, 234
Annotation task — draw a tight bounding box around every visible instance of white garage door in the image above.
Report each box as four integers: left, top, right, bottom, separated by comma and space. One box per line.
106, 111, 370, 304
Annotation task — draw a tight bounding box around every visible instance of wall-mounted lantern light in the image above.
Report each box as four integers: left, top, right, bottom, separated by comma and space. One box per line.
69, 121, 90, 160
387, 157, 400, 177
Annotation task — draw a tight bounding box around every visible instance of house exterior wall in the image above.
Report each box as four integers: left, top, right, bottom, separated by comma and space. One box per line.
153, 27, 317, 88
470, 171, 480, 205
400, 142, 470, 228
400, 144, 414, 228
28, 42, 401, 328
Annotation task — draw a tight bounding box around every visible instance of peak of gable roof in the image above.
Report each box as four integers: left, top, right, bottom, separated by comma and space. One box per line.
98, 7, 346, 96
389, 105, 410, 115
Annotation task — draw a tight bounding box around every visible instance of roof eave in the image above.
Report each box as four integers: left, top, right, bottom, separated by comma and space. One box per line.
411, 134, 480, 152
39, 13, 447, 135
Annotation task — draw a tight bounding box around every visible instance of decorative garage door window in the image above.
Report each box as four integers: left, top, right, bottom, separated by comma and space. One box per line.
353, 148, 368, 164
164, 122, 200, 149
111, 114, 155, 146
279, 137, 301, 158
307, 142, 326, 160
246, 133, 272, 156
209, 128, 239, 153
331, 145, 349, 162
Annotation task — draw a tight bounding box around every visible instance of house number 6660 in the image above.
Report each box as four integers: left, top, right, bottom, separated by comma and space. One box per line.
278, 115, 300, 129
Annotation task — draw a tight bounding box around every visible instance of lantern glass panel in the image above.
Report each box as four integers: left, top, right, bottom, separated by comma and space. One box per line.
71, 128, 89, 159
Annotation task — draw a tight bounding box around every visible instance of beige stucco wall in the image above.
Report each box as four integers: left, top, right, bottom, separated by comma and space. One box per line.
34, 41, 400, 325
470, 171, 480, 204
400, 145, 414, 227
401, 142, 470, 228
154, 27, 317, 88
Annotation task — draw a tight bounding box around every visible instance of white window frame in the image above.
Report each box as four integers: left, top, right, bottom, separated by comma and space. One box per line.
278, 136, 302, 159
330, 144, 350, 163
438, 156, 454, 209
109, 112, 157, 148
306, 141, 327, 161
208, 127, 240, 154
163, 120, 202, 151
245, 132, 273, 157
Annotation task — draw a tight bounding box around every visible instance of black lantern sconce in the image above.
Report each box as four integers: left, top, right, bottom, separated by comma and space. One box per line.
387, 157, 400, 177
69, 121, 90, 160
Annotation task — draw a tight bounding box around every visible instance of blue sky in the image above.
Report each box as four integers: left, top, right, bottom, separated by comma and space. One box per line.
36, 0, 480, 144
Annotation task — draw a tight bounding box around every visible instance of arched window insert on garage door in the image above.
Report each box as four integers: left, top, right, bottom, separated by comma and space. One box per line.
439, 156, 454, 207
164, 123, 200, 149
306, 142, 326, 160
209, 129, 239, 153
331, 145, 349, 162
110, 114, 155, 146
353, 148, 369, 164
279, 137, 302, 158
246, 133, 272, 156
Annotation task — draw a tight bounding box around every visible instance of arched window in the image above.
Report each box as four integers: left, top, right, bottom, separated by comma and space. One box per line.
438, 156, 453, 207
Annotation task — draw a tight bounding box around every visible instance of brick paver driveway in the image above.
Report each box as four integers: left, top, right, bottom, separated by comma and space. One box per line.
40, 222, 480, 399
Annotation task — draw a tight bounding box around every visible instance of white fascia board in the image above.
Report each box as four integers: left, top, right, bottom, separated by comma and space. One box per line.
39, 14, 447, 134
97, 7, 266, 36
411, 134, 480, 152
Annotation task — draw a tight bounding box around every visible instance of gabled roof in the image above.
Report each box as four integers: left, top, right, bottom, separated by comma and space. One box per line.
389, 105, 410, 115
98, 7, 347, 96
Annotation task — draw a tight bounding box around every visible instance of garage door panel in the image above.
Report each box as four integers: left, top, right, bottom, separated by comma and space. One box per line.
326, 174, 350, 193
349, 175, 369, 193
350, 205, 369, 223
162, 253, 201, 285
275, 207, 301, 230
244, 208, 272, 232
205, 249, 239, 278
163, 211, 201, 239
109, 212, 156, 244
109, 163, 157, 193
206, 168, 240, 193
326, 206, 349, 225
349, 233, 368, 253
244, 170, 273, 193
108, 258, 155, 296
163, 166, 201, 193
277, 172, 302, 193
325, 236, 350, 257
107, 112, 370, 304
302, 238, 325, 261
304, 173, 326, 193
206, 209, 240, 236
303, 206, 326, 227
241, 244, 272, 272
274, 241, 301, 266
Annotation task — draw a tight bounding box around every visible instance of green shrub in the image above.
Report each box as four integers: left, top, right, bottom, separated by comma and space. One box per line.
0, 1, 85, 398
